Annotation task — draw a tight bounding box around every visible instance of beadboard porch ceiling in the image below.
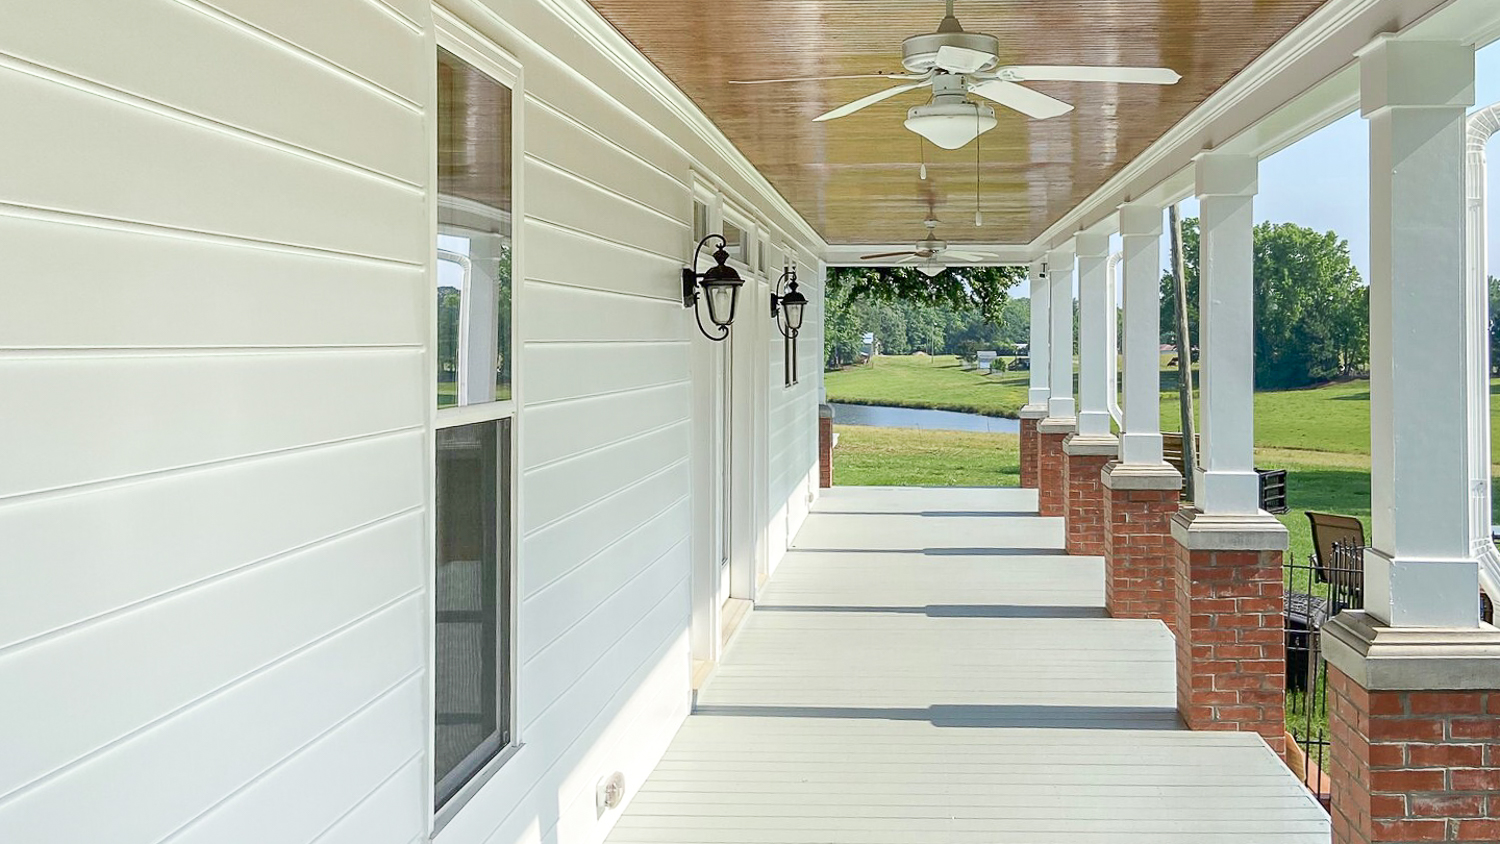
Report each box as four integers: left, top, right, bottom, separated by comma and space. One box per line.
582, 0, 1330, 245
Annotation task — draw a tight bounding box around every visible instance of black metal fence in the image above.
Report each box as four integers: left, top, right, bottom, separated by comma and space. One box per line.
1284, 539, 1364, 807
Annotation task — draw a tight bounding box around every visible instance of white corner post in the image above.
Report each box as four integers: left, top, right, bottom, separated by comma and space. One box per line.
1026, 260, 1051, 411
1074, 232, 1115, 441
1046, 243, 1077, 423
1193, 153, 1262, 516
1118, 202, 1168, 467
1361, 36, 1479, 628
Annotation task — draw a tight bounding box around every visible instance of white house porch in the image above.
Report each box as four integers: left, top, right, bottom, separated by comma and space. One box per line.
607, 486, 1329, 844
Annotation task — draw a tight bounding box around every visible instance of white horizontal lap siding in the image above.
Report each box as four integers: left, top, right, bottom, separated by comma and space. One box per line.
434, 0, 822, 843
0, 1, 431, 843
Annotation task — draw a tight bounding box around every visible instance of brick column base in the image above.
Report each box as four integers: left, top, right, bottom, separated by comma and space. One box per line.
1036, 417, 1075, 518
1323, 611, 1500, 844
1172, 509, 1288, 756
1019, 406, 1047, 489
1063, 434, 1117, 556
818, 404, 834, 488
1102, 463, 1182, 629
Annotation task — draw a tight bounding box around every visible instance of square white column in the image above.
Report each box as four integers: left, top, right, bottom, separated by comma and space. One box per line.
1046, 243, 1077, 421
1026, 260, 1051, 410
1193, 153, 1261, 515
1075, 233, 1114, 438
1362, 36, 1479, 627
1119, 203, 1167, 466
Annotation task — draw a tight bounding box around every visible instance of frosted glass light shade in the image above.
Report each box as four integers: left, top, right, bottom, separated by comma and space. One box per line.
905, 102, 997, 150
918, 263, 945, 278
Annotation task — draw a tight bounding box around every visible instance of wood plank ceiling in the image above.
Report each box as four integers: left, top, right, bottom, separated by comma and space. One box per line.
583, 0, 1330, 245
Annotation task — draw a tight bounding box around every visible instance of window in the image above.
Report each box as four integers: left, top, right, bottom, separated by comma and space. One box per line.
434, 46, 515, 813
692, 199, 710, 243
722, 220, 745, 264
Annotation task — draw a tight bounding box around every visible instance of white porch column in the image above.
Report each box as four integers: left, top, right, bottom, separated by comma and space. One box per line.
1026, 260, 1051, 409
1361, 36, 1479, 627
1193, 153, 1261, 515
1046, 243, 1077, 421
1118, 202, 1167, 466
1075, 233, 1114, 438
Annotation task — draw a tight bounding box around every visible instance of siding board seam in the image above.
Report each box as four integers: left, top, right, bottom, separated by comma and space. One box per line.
524, 339, 686, 348
154, 676, 424, 844
0, 202, 425, 268
0, 426, 424, 505
526, 217, 680, 264
523, 493, 690, 603
524, 275, 681, 305
528, 156, 690, 230
355, 0, 424, 34
524, 377, 690, 410
519, 571, 689, 738
523, 457, 688, 541
521, 532, 690, 667
0, 505, 425, 656
306, 754, 424, 844
525, 94, 687, 189
523, 418, 689, 473
0, 52, 423, 192
170, 0, 423, 111
475, 601, 689, 844
0, 344, 424, 357
0, 594, 423, 807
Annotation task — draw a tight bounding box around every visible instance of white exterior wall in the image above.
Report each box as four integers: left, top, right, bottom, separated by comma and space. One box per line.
767, 259, 825, 576
0, 3, 824, 844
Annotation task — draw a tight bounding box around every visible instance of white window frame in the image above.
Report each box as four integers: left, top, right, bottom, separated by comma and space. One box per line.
431, 7, 525, 834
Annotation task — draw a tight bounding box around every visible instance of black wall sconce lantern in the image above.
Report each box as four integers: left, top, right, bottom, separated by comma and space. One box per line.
683, 234, 744, 341
770, 263, 807, 340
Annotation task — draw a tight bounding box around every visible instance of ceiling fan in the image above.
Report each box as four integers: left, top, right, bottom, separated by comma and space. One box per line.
731, 0, 1180, 149
860, 218, 1002, 277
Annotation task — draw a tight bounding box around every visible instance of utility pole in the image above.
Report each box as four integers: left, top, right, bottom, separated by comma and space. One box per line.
1169, 204, 1197, 500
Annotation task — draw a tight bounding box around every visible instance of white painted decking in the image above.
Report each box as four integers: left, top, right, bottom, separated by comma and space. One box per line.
608, 486, 1330, 843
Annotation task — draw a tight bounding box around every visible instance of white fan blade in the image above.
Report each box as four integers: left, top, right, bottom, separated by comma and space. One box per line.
1004, 65, 1181, 85
814, 81, 929, 122
731, 72, 929, 85
969, 79, 1074, 119
895, 254, 923, 264
946, 251, 1001, 261
936, 45, 993, 74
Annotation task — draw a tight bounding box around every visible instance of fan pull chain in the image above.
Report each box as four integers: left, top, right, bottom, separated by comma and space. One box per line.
974, 112, 984, 227
919, 137, 927, 180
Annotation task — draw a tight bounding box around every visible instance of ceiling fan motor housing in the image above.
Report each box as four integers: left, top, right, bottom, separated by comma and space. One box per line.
901, 30, 999, 73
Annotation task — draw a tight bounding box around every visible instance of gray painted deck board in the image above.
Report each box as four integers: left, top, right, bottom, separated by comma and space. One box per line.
608, 487, 1329, 843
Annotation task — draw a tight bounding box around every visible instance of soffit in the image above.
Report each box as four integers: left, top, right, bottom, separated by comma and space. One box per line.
582, 0, 1331, 246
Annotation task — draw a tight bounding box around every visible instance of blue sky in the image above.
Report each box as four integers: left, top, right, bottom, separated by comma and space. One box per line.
1011, 42, 1500, 299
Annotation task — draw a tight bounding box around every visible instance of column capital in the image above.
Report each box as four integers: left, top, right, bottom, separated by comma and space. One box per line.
1358, 36, 1475, 116
1194, 152, 1258, 198
1118, 203, 1163, 237
1075, 232, 1110, 258
1047, 241, 1076, 262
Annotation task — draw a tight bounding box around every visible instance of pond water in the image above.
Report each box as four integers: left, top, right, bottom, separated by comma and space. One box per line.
830, 402, 1020, 434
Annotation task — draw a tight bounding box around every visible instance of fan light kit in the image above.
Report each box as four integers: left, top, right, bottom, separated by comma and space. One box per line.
732, 0, 1181, 148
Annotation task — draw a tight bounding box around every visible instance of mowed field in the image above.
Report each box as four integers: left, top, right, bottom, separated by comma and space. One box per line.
826, 354, 1500, 568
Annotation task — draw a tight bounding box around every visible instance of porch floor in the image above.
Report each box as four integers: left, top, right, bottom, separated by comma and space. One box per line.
607, 486, 1329, 843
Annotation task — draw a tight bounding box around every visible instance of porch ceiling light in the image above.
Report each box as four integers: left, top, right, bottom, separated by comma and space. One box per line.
905, 100, 996, 150
770, 263, 807, 339
683, 234, 744, 341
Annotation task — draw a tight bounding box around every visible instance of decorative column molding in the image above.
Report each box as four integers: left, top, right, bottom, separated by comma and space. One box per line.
1025, 260, 1051, 411
1102, 202, 1181, 624
1193, 152, 1261, 516
1045, 243, 1077, 423
1117, 203, 1171, 469
1362, 36, 1479, 628
1074, 232, 1115, 440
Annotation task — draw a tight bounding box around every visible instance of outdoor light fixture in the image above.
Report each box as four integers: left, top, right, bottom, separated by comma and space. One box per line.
770, 263, 808, 340
683, 234, 744, 341
905, 100, 997, 150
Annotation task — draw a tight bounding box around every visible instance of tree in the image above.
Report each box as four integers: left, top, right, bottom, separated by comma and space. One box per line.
1490, 276, 1500, 377
1159, 218, 1367, 389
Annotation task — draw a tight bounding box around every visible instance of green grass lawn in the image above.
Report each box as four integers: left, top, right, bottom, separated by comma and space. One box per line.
828, 354, 1500, 571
